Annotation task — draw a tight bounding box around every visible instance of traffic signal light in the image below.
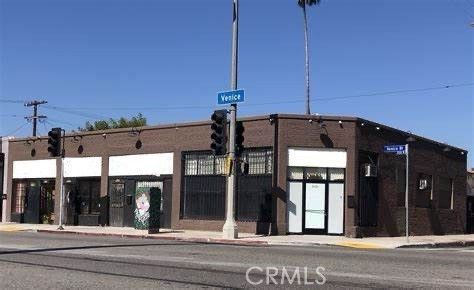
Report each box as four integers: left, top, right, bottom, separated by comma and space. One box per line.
47, 127, 62, 157
235, 121, 245, 157
210, 110, 227, 156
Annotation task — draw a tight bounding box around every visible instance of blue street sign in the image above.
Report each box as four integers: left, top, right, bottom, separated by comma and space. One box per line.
217, 89, 245, 105
384, 144, 406, 155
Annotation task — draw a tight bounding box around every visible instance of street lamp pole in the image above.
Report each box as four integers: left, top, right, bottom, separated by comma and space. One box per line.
222, 0, 239, 239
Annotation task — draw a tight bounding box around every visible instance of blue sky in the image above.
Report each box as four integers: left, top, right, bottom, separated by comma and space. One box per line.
0, 0, 473, 166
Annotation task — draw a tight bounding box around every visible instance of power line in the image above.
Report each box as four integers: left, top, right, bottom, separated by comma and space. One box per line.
42, 121, 48, 137
46, 117, 80, 128
5, 122, 29, 136
42, 105, 110, 120
1, 82, 472, 125
36, 82, 473, 112
0, 99, 27, 104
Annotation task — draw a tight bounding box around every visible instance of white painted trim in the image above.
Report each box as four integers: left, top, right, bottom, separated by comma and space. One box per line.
13, 159, 56, 179
64, 157, 102, 178
288, 148, 347, 168
109, 153, 173, 177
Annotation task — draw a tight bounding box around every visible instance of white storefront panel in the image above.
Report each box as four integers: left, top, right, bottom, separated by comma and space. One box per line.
64, 157, 102, 178
288, 148, 347, 168
13, 159, 56, 179
287, 148, 346, 235
328, 183, 345, 234
288, 182, 303, 233
109, 153, 173, 177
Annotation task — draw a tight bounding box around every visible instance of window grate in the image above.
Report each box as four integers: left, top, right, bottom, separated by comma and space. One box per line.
181, 148, 273, 221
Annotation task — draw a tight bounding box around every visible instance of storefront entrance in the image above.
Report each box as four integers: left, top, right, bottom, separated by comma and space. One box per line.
108, 177, 172, 229
12, 179, 55, 224
288, 167, 345, 234
64, 178, 101, 226
23, 180, 40, 224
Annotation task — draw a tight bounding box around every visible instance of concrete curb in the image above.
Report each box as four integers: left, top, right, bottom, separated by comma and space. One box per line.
35, 229, 270, 247
21, 228, 474, 249
397, 240, 474, 249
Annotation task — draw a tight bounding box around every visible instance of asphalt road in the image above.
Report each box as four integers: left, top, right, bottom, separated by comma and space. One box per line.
0, 232, 473, 289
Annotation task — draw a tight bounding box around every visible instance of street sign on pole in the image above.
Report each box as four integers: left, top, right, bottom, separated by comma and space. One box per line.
383, 145, 406, 155
222, 0, 239, 240
384, 143, 410, 243
217, 89, 245, 105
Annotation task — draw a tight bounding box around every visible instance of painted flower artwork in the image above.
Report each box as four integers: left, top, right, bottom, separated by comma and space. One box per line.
134, 190, 151, 229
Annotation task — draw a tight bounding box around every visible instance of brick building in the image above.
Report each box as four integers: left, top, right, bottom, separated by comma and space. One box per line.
467, 169, 474, 234
1, 114, 468, 237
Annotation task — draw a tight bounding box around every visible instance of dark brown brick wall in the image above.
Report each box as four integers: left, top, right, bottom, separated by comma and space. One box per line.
6, 117, 275, 233
275, 115, 358, 236
357, 122, 467, 236
5, 114, 467, 237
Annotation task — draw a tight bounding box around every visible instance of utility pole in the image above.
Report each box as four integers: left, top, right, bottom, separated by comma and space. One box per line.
405, 143, 409, 244
222, 0, 239, 239
25, 100, 48, 136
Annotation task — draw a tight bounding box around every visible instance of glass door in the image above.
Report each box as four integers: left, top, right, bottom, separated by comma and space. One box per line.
304, 183, 326, 233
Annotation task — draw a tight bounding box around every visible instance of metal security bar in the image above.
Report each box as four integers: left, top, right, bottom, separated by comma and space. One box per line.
181, 148, 273, 221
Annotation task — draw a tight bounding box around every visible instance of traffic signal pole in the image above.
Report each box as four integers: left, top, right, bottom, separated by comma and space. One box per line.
57, 129, 66, 230
57, 155, 65, 230
222, 0, 239, 239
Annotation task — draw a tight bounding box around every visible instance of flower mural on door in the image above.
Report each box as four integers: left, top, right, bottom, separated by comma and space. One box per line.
134, 181, 162, 230
134, 189, 150, 229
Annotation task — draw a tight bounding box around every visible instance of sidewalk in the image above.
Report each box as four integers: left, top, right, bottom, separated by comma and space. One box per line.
1, 222, 473, 249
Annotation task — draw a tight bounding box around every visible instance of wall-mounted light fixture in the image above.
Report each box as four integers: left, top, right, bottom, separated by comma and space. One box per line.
338, 120, 343, 128
72, 133, 83, 143
316, 115, 325, 129
375, 126, 381, 131
128, 127, 141, 137
269, 114, 277, 125
24, 137, 36, 146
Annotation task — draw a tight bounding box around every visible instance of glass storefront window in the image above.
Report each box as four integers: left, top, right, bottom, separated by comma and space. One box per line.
306, 168, 327, 181
329, 168, 345, 181
215, 156, 225, 175
75, 179, 101, 215
288, 167, 345, 182
288, 167, 304, 180
12, 181, 26, 213
198, 155, 214, 175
